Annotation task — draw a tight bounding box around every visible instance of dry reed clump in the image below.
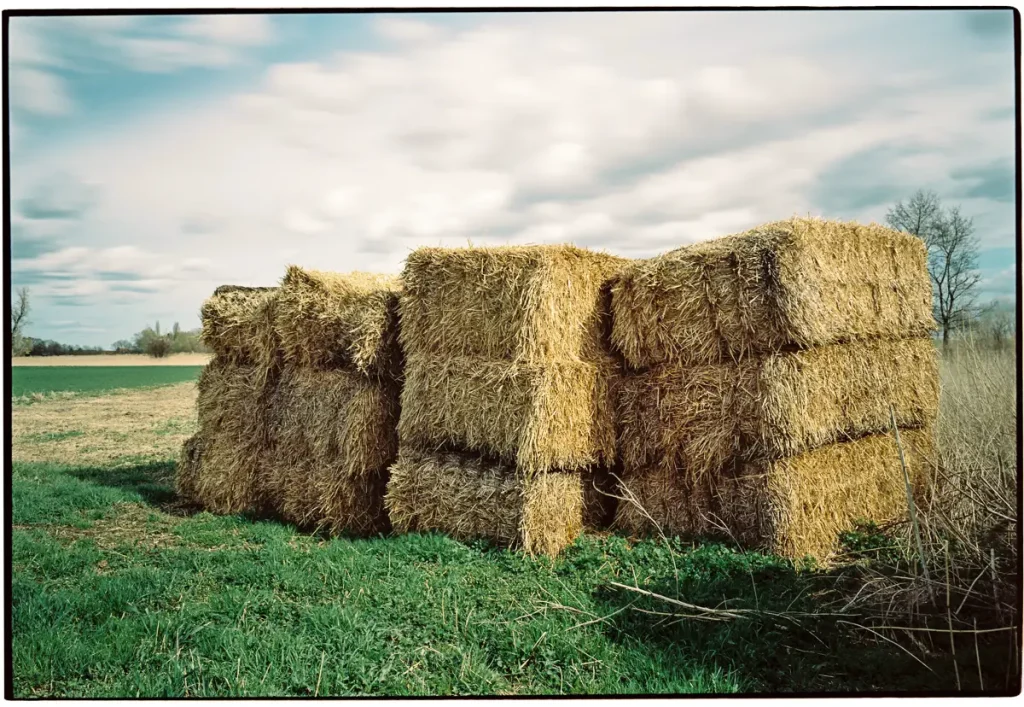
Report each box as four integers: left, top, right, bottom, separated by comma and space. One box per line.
398, 353, 619, 474
839, 340, 1018, 646
616, 428, 936, 562
385, 449, 583, 556
175, 434, 203, 504
611, 217, 935, 369
200, 286, 281, 372
274, 266, 402, 376
617, 338, 940, 479
582, 464, 620, 530
400, 245, 627, 362
259, 366, 398, 535
191, 360, 277, 514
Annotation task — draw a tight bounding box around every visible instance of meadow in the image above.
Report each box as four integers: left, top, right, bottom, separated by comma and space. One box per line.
8, 340, 1019, 697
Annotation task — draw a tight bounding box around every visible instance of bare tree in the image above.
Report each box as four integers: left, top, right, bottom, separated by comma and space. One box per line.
885, 189, 943, 241
10, 287, 31, 355
930, 207, 982, 345
887, 192, 983, 346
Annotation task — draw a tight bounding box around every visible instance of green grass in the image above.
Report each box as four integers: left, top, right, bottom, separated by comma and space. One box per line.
11, 366, 204, 399
21, 430, 86, 444
12, 457, 1012, 697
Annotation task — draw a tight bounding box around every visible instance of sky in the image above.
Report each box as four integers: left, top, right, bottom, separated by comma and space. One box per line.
7, 9, 1018, 348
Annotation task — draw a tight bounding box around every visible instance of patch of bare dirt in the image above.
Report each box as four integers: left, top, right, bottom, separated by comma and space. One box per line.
11, 381, 200, 465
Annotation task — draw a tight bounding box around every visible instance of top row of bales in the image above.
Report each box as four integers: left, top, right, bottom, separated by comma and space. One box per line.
180, 216, 940, 562
611, 218, 935, 368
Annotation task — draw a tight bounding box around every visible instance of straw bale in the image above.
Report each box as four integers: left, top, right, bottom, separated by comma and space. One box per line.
274, 266, 402, 376
615, 428, 936, 562
385, 449, 583, 556
613, 466, 721, 539
259, 366, 397, 535
617, 338, 939, 479
192, 360, 277, 514
398, 353, 618, 474
400, 245, 627, 363
200, 286, 280, 372
174, 434, 203, 503
611, 218, 935, 368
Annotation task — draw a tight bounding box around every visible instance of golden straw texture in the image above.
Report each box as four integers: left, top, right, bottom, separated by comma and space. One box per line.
175, 434, 203, 504
611, 218, 935, 368
275, 266, 401, 376
400, 245, 627, 363
385, 449, 584, 556
200, 286, 281, 371
190, 360, 277, 514
617, 338, 939, 478
399, 353, 619, 474
615, 428, 936, 562
260, 366, 398, 535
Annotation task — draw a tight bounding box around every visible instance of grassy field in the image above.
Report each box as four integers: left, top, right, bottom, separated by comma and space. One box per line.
8, 342, 1019, 697
12, 456, 1007, 697
11, 366, 205, 400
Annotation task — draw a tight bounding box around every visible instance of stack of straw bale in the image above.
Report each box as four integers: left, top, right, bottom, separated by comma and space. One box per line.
386, 245, 628, 555
610, 218, 940, 561
176, 268, 402, 537
262, 266, 401, 535
177, 285, 281, 514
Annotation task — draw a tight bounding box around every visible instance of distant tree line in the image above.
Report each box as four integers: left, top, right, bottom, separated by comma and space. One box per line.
10, 288, 210, 357
22, 340, 107, 356
112, 321, 211, 358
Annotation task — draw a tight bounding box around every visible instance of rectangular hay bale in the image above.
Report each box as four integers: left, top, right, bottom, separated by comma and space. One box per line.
259, 366, 398, 536
200, 286, 280, 370
174, 434, 203, 504
614, 428, 936, 562
190, 360, 276, 514
400, 245, 627, 362
274, 266, 401, 376
617, 338, 939, 479
399, 353, 619, 474
385, 449, 583, 557
611, 218, 935, 368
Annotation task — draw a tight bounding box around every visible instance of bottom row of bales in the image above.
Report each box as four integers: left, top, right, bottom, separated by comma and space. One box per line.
178, 218, 940, 562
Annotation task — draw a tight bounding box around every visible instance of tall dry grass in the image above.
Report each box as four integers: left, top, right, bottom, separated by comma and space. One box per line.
840, 335, 1019, 687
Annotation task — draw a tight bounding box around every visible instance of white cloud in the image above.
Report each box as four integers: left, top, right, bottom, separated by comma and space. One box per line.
283, 209, 331, 235
6, 14, 277, 115
375, 17, 444, 44
10, 12, 1017, 344
116, 37, 238, 72
8, 67, 73, 116
178, 15, 274, 46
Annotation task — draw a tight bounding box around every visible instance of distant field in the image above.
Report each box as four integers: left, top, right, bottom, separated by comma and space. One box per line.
12, 366, 205, 399
12, 353, 212, 367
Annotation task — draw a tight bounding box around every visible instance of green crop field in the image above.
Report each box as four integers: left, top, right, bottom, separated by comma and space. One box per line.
11, 366, 205, 400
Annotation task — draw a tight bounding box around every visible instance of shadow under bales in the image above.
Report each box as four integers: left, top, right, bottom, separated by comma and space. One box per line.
65, 460, 200, 516
566, 535, 1017, 694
